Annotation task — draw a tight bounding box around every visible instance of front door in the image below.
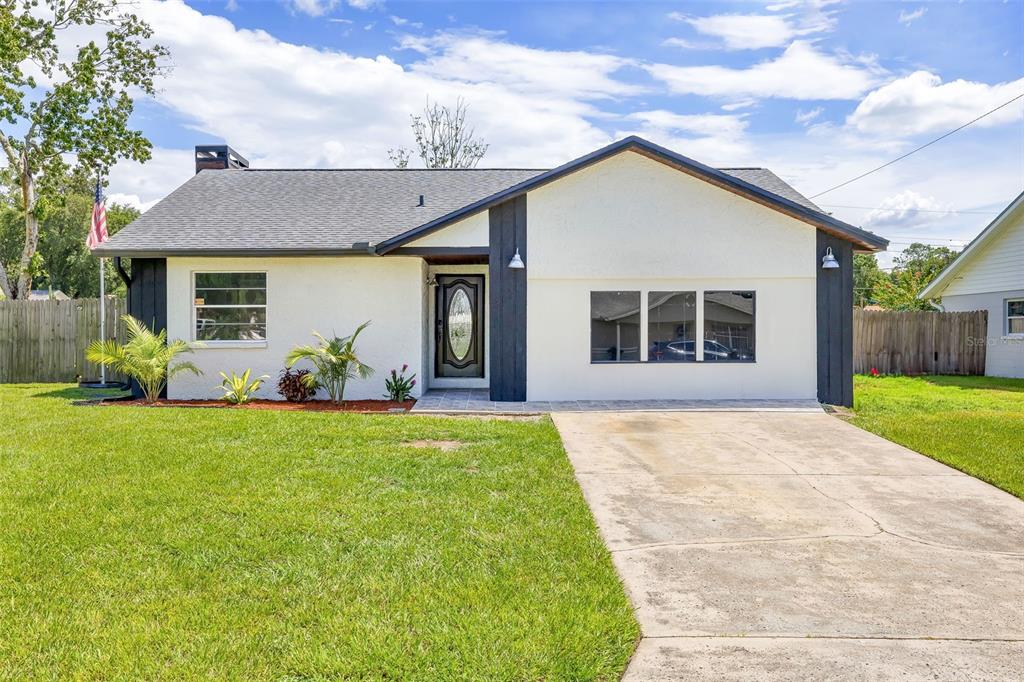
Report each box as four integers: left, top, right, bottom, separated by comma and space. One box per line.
435, 274, 485, 378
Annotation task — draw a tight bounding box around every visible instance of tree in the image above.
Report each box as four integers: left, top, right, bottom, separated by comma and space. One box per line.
892, 242, 958, 282
0, 173, 138, 297
872, 269, 935, 311
853, 253, 886, 307
388, 98, 488, 169
0, 0, 167, 299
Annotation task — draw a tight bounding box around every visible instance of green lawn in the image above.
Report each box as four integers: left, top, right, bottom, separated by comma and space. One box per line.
0, 385, 638, 680
851, 375, 1024, 499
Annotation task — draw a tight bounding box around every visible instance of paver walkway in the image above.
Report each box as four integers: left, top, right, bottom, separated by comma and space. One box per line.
552, 410, 1024, 680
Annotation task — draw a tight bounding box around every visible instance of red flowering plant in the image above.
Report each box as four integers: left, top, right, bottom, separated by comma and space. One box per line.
869, 367, 880, 378
384, 364, 417, 402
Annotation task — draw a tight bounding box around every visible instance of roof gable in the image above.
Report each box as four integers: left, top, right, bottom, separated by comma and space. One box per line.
919, 191, 1024, 299
375, 136, 888, 253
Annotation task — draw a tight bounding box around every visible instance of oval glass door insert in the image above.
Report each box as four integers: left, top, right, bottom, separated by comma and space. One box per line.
448, 288, 473, 361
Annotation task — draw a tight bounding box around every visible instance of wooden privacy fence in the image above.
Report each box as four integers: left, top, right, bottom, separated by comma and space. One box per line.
853, 309, 987, 376
0, 298, 126, 383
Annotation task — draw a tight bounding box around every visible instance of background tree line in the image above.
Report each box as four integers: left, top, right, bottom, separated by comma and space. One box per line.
0, 171, 138, 298
854, 243, 958, 311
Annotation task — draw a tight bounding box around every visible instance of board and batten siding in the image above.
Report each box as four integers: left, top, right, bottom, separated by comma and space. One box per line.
164, 256, 426, 401
523, 150, 819, 401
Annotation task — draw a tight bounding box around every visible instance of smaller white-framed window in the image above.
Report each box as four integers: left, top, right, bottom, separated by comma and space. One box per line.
1007, 298, 1024, 336
193, 272, 267, 342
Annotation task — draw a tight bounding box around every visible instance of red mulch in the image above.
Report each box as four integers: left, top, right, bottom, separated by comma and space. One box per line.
103, 398, 415, 413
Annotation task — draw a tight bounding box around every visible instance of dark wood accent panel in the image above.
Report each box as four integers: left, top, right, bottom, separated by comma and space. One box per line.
126, 258, 168, 398
816, 231, 854, 406
488, 196, 527, 401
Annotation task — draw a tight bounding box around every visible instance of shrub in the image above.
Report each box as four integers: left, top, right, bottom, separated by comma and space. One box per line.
285, 322, 374, 404
86, 315, 202, 403
384, 364, 417, 402
217, 369, 268, 405
278, 368, 319, 402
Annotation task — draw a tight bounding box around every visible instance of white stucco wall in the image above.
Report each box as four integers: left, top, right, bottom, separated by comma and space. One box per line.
166, 256, 425, 400
405, 211, 489, 248
941, 289, 1024, 378
525, 150, 818, 401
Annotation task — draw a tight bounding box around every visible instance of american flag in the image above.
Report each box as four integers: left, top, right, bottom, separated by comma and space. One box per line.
86, 179, 108, 250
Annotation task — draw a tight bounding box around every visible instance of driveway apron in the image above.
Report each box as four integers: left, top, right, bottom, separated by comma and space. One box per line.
552, 410, 1024, 680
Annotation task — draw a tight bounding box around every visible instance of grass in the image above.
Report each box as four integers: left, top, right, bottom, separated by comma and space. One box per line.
851, 375, 1024, 499
0, 385, 638, 680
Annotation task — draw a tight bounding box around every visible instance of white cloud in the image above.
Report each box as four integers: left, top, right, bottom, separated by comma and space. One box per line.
647, 41, 883, 100
863, 190, 950, 229
616, 110, 753, 165
795, 106, 823, 125
106, 1, 629, 204
679, 14, 798, 50
847, 71, 1024, 136
665, 2, 838, 51
289, 0, 337, 17
389, 15, 422, 28
898, 7, 926, 26
401, 31, 642, 100
347, 0, 382, 9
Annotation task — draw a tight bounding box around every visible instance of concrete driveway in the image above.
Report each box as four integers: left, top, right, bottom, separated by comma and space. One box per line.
552, 410, 1024, 680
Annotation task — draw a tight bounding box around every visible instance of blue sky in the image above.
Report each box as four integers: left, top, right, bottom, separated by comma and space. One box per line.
107, 0, 1024, 265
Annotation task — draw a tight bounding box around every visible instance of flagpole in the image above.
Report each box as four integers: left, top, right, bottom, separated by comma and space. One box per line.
99, 256, 106, 385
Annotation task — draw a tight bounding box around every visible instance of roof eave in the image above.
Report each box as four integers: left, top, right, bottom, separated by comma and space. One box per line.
375, 136, 888, 254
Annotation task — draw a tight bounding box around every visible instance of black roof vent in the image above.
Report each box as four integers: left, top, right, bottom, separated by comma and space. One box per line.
417, 194, 425, 207
195, 145, 249, 174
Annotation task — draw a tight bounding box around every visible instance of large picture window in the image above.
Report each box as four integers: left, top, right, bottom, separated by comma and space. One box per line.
648, 291, 696, 362
1008, 299, 1024, 336
591, 291, 640, 362
703, 291, 755, 362
193, 272, 267, 341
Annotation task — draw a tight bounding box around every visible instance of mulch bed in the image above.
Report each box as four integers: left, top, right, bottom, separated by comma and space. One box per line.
100, 398, 416, 413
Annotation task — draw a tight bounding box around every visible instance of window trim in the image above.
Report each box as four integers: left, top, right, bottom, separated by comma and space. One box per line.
1007, 298, 1024, 338
191, 270, 268, 346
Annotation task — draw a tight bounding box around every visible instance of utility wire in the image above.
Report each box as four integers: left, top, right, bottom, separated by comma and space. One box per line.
809, 92, 1024, 198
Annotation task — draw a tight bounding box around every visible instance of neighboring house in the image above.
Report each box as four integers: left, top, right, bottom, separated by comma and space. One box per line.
95, 137, 888, 405
27, 289, 70, 301
920, 191, 1024, 379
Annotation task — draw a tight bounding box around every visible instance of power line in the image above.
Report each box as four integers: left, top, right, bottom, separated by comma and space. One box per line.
820, 204, 998, 215
809, 92, 1024, 198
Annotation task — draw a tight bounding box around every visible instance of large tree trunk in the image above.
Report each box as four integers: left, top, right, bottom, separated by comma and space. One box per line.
0, 261, 11, 300
15, 173, 38, 299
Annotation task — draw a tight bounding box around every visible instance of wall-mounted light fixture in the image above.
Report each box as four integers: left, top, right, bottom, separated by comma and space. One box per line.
821, 247, 839, 270
508, 248, 525, 269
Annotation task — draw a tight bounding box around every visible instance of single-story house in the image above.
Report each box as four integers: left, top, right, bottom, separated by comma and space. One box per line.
920, 191, 1024, 378
95, 137, 888, 406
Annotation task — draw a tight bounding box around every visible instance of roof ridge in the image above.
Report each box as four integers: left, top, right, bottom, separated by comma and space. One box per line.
239, 167, 548, 172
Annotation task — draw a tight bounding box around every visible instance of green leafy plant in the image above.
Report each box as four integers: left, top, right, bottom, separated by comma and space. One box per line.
384, 364, 417, 402
285, 322, 374, 404
277, 368, 319, 402
86, 315, 201, 403
217, 369, 268, 405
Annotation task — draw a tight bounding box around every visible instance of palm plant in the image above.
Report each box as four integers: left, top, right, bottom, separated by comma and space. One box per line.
285, 322, 374, 403
217, 369, 269, 405
86, 315, 202, 403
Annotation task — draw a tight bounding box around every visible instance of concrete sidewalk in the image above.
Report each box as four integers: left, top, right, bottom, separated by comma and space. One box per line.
553, 410, 1024, 680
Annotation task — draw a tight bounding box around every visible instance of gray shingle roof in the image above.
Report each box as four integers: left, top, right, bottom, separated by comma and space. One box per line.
96, 161, 831, 256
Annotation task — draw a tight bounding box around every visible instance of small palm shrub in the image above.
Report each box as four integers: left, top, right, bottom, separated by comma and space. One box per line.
285, 322, 374, 404
86, 315, 202, 403
277, 368, 319, 402
384, 364, 416, 402
217, 369, 268, 405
